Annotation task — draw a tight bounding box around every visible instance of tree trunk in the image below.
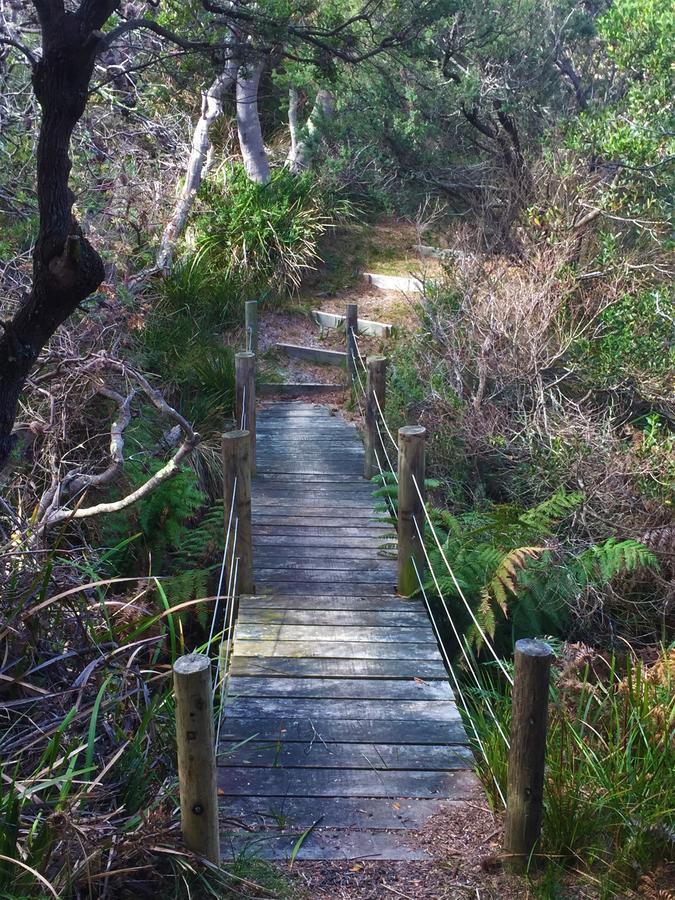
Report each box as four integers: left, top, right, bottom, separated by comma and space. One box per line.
286, 87, 301, 170
0, 6, 111, 470
156, 60, 238, 272
236, 60, 270, 185
286, 89, 335, 174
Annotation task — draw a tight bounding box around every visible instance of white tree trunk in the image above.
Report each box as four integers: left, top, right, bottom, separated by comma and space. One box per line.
156, 61, 238, 272
286, 87, 301, 170
236, 60, 270, 185
286, 89, 336, 174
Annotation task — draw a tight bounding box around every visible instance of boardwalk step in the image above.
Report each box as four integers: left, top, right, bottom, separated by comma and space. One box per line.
227, 677, 453, 701
220, 828, 430, 861
313, 309, 393, 338
229, 657, 448, 679
218, 740, 472, 769
223, 698, 459, 723
218, 766, 474, 798
237, 609, 426, 626
220, 797, 457, 830
219, 717, 469, 744
259, 383, 346, 397
276, 343, 348, 365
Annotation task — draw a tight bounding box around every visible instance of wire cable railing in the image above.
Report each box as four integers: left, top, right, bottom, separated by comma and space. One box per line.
357, 356, 512, 794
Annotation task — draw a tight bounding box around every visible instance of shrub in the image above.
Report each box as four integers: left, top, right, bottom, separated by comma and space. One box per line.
192, 164, 352, 297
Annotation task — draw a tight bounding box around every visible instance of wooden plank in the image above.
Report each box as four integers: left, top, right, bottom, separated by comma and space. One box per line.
276, 343, 348, 366
227, 677, 453, 701
239, 595, 418, 610
252, 525, 392, 536
254, 583, 400, 597
219, 828, 430, 861
257, 464, 365, 475
253, 473, 365, 483
223, 698, 459, 723
229, 657, 448, 679
252, 537, 395, 551
218, 766, 474, 798
220, 796, 453, 830
219, 740, 472, 770
237, 609, 427, 626
236, 624, 431, 643
313, 309, 393, 339
233, 640, 442, 660
259, 403, 334, 414
363, 271, 423, 293
250, 559, 397, 573
259, 383, 346, 397
252, 508, 383, 520
252, 552, 395, 566
219, 716, 468, 744
250, 570, 396, 583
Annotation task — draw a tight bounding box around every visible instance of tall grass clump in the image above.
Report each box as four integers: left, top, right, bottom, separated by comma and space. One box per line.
193, 164, 353, 296
0, 556, 291, 898
466, 646, 675, 896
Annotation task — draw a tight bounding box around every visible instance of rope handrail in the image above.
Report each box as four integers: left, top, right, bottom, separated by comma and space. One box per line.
410, 554, 508, 807
410, 472, 514, 687
410, 511, 511, 749
349, 326, 368, 373
366, 412, 507, 795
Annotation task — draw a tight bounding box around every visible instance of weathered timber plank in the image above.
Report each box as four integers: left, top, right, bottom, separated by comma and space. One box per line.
239, 595, 417, 610
217, 766, 474, 798
219, 717, 468, 744
257, 464, 365, 475
229, 657, 447, 679
233, 640, 442, 660
220, 796, 454, 830
236, 624, 431, 643
220, 828, 429, 861
227, 676, 453, 701
250, 570, 396, 583
252, 508, 383, 520
363, 272, 423, 293
252, 526, 393, 537
253, 473, 366, 483
254, 583, 399, 597
237, 609, 427, 626
250, 558, 397, 573
312, 309, 393, 339
276, 343, 348, 365
252, 537, 395, 551
223, 698, 459, 723
218, 740, 472, 770
252, 551, 395, 564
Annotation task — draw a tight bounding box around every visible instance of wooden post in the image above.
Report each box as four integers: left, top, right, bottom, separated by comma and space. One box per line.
221, 429, 254, 596
346, 302, 358, 384
244, 300, 258, 354
235, 351, 256, 475
173, 653, 220, 863
397, 425, 426, 596
503, 638, 553, 872
364, 355, 387, 479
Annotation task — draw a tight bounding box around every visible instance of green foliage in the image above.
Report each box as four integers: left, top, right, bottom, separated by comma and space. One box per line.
569, 288, 674, 390
469, 647, 675, 895
140, 258, 237, 431
420, 490, 658, 650
193, 165, 352, 297
101, 462, 224, 622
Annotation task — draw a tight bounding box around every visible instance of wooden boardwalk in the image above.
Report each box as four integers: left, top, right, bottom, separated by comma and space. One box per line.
219, 402, 480, 860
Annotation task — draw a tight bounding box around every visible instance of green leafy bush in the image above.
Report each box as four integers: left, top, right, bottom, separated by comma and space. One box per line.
570, 288, 674, 391
193, 165, 352, 296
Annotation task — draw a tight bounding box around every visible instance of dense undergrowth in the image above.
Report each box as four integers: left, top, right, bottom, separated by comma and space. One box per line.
1, 0, 673, 896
